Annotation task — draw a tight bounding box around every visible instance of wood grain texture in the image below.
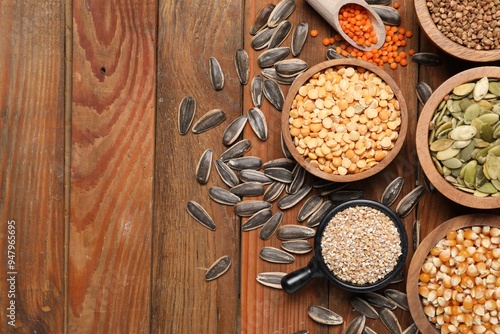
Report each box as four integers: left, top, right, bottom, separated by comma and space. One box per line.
69, 0, 156, 332
0, 1, 65, 332
153, 0, 243, 332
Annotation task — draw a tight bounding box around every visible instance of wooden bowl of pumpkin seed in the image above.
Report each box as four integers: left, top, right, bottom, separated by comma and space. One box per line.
416, 67, 500, 209
281, 58, 408, 183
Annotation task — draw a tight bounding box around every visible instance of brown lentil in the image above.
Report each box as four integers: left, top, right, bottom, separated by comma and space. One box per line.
418, 226, 500, 333
288, 66, 402, 175
321, 205, 402, 285
425, 0, 500, 50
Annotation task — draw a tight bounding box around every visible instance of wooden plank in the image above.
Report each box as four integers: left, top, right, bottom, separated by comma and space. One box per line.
152, 0, 243, 332
69, 0, 156, 332
0, 0, 65, 332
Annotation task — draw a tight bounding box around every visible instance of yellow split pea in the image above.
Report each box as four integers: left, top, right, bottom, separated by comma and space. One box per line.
288, 66, 401, 175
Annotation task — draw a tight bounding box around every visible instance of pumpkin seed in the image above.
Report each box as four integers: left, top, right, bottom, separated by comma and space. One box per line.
379, 308, 402, 334
281, 239, 312, 254
251, 75, 264, 107
474, 76, 490, 101
381, 176, 404, 206
267, 0, 296, 28
205, 255, 231, 281
241, 208, 273, 231
258, 47, 290, 68
208, 186, 241, 206
307, 305, 343, 325
435, 146, 460, 160
234, 49, 249, 85
277, 225, 316, 240
263, 79, 285, 111
256, 272, 286, 289
449, 125, 477, 141
291, 21, 308, 56
489, 81, 500, 96
250, 4, 275, 35
259, 211, 284, 240
351, 296, 379, 319
209, 56, 224, 91
259, 246, 295, 264
268, 20, 292, 49
187, 200, 216, 231
453, 82, 475, 96
192, 109, 226, 134
178, 96, 196, 135
247, 107, 268, 140
196, 149, 212, 185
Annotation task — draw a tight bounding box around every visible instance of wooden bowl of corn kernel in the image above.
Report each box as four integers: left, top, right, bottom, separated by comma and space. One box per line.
407, 214, 500, 333
281, 59, 408, 182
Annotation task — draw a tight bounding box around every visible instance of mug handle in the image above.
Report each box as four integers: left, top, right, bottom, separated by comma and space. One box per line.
281, 256, 324, 293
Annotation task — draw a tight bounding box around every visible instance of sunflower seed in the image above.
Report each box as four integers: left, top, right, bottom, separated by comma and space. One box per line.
328, 190, 365, 204
401, 323, 418, 334
416, 82, 433, 106
277, 225, 316, 240
286, 164, 306, 194
318, 182, 350, 196
384, 289, 409, 311
291, 21, 308, 56
267, 0, 296, 28
281, 239, 312, 254
250, 4, 275, 35
307, 305, 343, 325
220, 139, 252, 161
256, 272, 286, 289
312, 177, 335, 188
242, 208, 273, 231
259, 211, 284, 240
411, 52, 442, 66
263, 181, 286, 202
381, 176, 405, 206
379, 308, 402, 334
234, 200, 272, 217
251, 75, 264, 107
274, 58, 308, 78
281, 133, 294, 159
263, 157, 297, 171
362, 327, 378, 334
258, 47, 291, 68
326, 48, 346, 60
178, 96, 196, 135
208, 186, 241, 205
240, 169, 273, 184
196, 149, 213, 184
351, 296, 379, 319
278, 184, 312, 209
205, 255, 231, 281
342, 315, 365, 334
227, 156, 262, 171
209, 56, 224, 91
215, 159, 239, 188
263, 79, 285, 111
365, 0, 391, 4
192, 109, 226, 134
390, 271, 405, 284
395, 185, 425, 218
222, 115, 247, 146
247, 107, 268, 140
297, 195, 324, 222
230, 182, 265, 197
235, 49, 249, 85
293, 330, 309, 334
187, 200, 216, 231
251, 26, 276, 50
260, 246, 295, 264
306, 200, 334, 228
413, 219, 421, 250
362, 292, 398, 310
261, 68, 296, 85
371, 5, 401, 26
268, 20, 292, 49
264, 167, 293, 184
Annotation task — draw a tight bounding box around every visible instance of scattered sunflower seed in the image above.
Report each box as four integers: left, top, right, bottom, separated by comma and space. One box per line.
240, 169, 273, 184
209, 56, 224, 91
281, 134, 294, 159
196, 149, 212, 185
268, 20, 292, 49
274, 58, 308, 78
293, 330, 309, 334
416, 81, 433, 106
263, 79, 285, 111
235, 49, 249, 85
261, 68, 296, 85
187, 200, 216, 231
365, 0, 391, 4
328, 190, 365, 204
307, 305, 343, 325
362, 327, 378, 334
267, 0, 296, 28
390, 271, 405, 284
263, 157, 296, 171
306, 200, 334, 228
222, 115, 248, 146
247, 107, 268, 140
326, 48, 347, 60
395, 185, 425, 218
286, 164, 306, 194
227, 156, 262, 171
371, 5, 401, 26
251, 75, 264, 107
250, 3, 275, 35
341, 315, 366, 334
263, 181, 286, 202
234, 200, 272, 217
264, 167, 294, 183
259, 246, 295, 264
379, 308, 402, 334
230, 182, 265, 197
281, 239, 312, 254
297, 195, 324, 222
350, 296, 379, 319
219, 139, 252, 161
205, 255, 231, 281
277, 225, 316, 240
278, 184, 312, 209
258, 47, 291, 68
259, 211, 284, 240
178, 96, 196, 135
208, 186, 241, 206
291, 21, 308, 56
192, 109, 226, 134
241, 208, 273, 231
318, 182, 350, 196
401, 323, 419, 334
256, 272, 287, 289
381, 176, 405, 206
411, 52, 442, 66
251, 26, 276, 50
362, 292, 398, 310
384, 289, 409, 311
215, 159, 240, 188
413, 220, 421, 250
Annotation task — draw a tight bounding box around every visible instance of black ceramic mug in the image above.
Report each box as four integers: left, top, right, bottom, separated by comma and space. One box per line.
281, 199, 408, 293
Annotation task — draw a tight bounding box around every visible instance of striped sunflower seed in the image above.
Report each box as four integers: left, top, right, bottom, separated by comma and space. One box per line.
187, 200, 216, 231
178, 96, 196, 135
264, 167, 293, 183
205, 255, 231, 281
362, 327, 378, 334
281, 134, 294, 159
395, 185, 425, 218
227, 156, 262, 171
371, 5, 401, 26
297, 195, 323, 222
416, 81, 433, 106
365, 0, 391, 4
192, 109, 226, 134
209, 56, 224, 91
256, 272, 286, 289
247, 107, 268, 140
263, 181, 286, 202
251, 75, 264, 107
411, 52, 442, 66
261, 68, 296, 85
384, 289, 409, 311
263, 157, 296, 171
401, 323, 418, 334
281, 240, 312, 254
259, 211, 284, 240
362, 292, 398, 310
318, 182, 350, 196
220, 139, 252, 161
277, 225, 315, 240
274, 58, 308, 78
263, 79, 285, 111
278, 184, 312, 210
267, 0, 296, 28
381, 176, 405, 207
286, 164, 306, 194
230, 181, 265, 197
379, 308, 402, 334
258, 47, 291, 68
390, 271, 405, 284
413, 219, 421, 250
306, 200, 334, 228
268, 20, 292, 49
234, 200, 272, 217
328, 190, 365, 204
222, 115, 247, 146
250, 4, 275, 35
291, 21, 308, 56
241, 208, 273, 231
208, 186, 241, 205
342, 315, 365, 334
293, 330, 309, 334
251, 26, 276, 50
240, 169, 273, 184
326, 48, 347, 60
307, 305, 343, 325
196, 149, 212, 185
259, 246, 295, 264
215, 159, 240, 188
350, 296, 379, 319
235, 49, 249, 85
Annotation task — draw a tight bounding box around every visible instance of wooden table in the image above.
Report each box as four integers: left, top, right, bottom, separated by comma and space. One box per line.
1, 0, 499, 333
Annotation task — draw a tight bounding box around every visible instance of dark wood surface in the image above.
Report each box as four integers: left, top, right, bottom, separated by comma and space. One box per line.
1, 0, 499, 333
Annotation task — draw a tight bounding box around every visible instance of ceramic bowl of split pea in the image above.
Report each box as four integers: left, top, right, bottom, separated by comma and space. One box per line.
281, 58, 408, 183
416, 66, 500, 209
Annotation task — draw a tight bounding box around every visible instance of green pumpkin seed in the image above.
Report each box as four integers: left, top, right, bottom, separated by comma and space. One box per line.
442, 158, 462, 169
473, 77, 489, 101
449, 125, 477, 141
464, 103, 482, 123
436, 146, 460, 160
453, 82, 475, 96
452, 139, 472, 149
489, 81, 500, 96
479, 113, 500, 125
430, 138, 454, 152
481, 123, 494, 142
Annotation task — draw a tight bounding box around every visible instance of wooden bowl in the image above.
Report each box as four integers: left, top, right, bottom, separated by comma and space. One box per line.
414, 0, 500, 62
305, 0, 386, 51
407, 214, 500, 333
416, 67, 500, 209
281, 59, 408, 182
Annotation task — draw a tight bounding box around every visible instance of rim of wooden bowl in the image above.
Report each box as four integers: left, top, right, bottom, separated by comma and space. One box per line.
281, 58, 408, 183
415, 66, 500, 209
414, 0, 500, 62
407, 214, 500, 333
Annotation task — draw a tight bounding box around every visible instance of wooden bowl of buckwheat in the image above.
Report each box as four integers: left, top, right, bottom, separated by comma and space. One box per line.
414, 0, 500, 62
281, 59, 408, 182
